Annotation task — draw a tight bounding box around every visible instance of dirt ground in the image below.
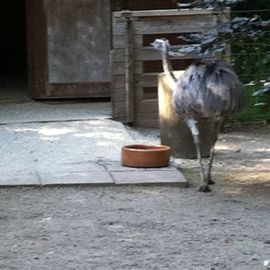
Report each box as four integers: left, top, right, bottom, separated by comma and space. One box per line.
0, 125, 269, 270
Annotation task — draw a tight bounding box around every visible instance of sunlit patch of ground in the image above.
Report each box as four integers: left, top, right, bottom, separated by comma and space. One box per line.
173, 125, 270, 196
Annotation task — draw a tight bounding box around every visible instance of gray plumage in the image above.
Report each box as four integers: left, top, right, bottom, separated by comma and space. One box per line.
151, 38, 245, 192
173, 60, 245, 120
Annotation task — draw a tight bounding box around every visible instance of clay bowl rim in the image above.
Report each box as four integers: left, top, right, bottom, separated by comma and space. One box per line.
122, 144, 171, 152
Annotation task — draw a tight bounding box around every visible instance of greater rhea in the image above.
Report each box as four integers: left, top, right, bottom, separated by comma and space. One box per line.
151, 38, 245, 192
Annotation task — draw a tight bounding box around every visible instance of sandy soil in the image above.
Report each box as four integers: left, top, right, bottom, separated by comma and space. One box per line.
0, 125, 269, 270
177, 124, 270, 195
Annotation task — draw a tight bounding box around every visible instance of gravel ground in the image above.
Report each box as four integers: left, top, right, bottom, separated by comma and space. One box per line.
1, 125, 270, 270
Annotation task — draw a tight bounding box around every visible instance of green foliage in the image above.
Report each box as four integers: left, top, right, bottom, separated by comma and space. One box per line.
231, 42, 270, 84
231, 0, 270, 121
234, 84, 270, 121
231, 0, 270, 78
234, 0, 270, 18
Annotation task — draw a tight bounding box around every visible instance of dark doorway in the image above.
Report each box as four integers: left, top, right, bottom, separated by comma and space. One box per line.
0, 0, 28, 100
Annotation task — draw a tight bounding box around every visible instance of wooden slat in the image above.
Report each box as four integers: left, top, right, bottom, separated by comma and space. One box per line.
47, 82, 110, 98
111, 76, 126, 101
112, 101, 127, 117
111, 75, 125, 89
113, 9, 228, 18
113, 35, 143, 49
135, 70, 186, 90
112, 61, 143, 75
113, 16, 216, 35
135, 112, 159, 121
136, 99, 159, 113
135, 113, 160, 128
133, 19, 216, 35
112, 90, 126, 102
112, 47, 200, 62
143, 87, 158, 100
114, 114, 128, 122
135, 73, 159, 88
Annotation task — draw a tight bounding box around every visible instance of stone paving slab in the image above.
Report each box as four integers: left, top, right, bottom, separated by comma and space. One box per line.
0, 163, 187, 187
104, 161, 176, 172
0, 101, 188, 187
0, 170, 40, 186
39, 171, 113, 185
111, 167, 187, 186
0, 102, 111, 124
101, 160, 187, 186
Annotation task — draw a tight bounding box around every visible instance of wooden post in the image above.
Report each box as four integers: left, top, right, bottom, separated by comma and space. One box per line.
158, 72, 216, 159
123, 11, 135, 123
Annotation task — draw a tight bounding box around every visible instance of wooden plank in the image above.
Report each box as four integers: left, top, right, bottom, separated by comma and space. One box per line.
112, 49, 129, 62
113, 34, 143, 49
143, 87, 158, 100
142, 59, 193, 73
132, 20, 216, 35
112, 90, 126, 102
114, 115, 128, 122
111, 75, 126, 101
135, 114, 159, 128
112, 101, 127, 117
135, 73, 159, 88
113, 9, 227, 18
112, 61, 128, 76
135, 112, 159, 121
111, 75, 125, 89
47, 82, 110, 98
113, 36, 127, 49
136, 99, 159, 114
112, 61, 143, 75
113, 16, 216, 35
112, 47, 200, 62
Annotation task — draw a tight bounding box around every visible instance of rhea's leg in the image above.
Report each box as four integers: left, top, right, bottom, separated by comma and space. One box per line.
185, 119, 211, 192
206, 120, 223, 185
206, 137, 217, 185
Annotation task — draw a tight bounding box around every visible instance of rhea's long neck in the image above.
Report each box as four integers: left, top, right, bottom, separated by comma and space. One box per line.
161, 52, 178, 90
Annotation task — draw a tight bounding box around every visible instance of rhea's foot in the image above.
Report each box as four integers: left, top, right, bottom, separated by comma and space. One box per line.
198, 184, 211, 192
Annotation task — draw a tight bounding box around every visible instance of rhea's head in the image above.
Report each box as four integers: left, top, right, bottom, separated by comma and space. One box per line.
151, 38, 170, 55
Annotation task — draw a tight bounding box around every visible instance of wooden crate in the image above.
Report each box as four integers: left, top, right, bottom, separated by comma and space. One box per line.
111, 9, 229, 127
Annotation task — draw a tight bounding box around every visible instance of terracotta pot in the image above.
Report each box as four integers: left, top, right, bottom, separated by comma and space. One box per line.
121, 144, 171, 168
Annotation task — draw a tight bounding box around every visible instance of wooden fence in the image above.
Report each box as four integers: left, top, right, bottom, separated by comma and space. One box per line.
111, 9, 228, 127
